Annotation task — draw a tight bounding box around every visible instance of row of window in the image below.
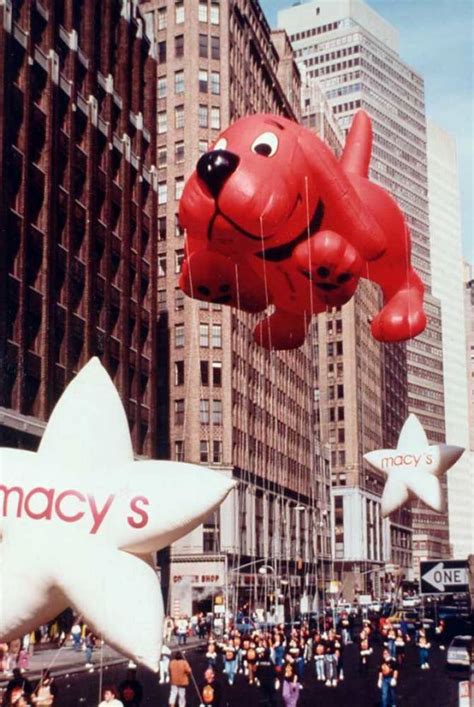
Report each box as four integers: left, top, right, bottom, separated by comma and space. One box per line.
158, 139, 209, 170
157, 178, 184, 205
172, 359, 224, 388
158, 21, 220, 63
174, 439, 222, 463
158, 105, 221, 133
174, 323, 222, 348
157, 2, 220, 30
158, 69, 220, 98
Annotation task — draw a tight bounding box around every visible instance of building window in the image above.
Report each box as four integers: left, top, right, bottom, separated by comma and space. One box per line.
211, 35, 220, 59
175, 70, 184, 94
337, 406, 344, 421
199, 69, 208, 93
158, 7, 167, 30
212, 398, 222, 424
175, 34, 184, 58
175, 287, 184, 311
175, 324, 184, 348
210, 3, 219, 24
158, 145, 167, 167
200, 323, 209, 347
158, 40, 166, 63
175, 440, 184, 461
199, 139, 208, 156
175, 213, 184, 236
212, 323, 221, 348
158, 76, 167, 98
175, 1, 184, 24
338, 427, 345, 443
175, 140, 185, 163
336, 340, 343, 355
174, 398, 185, 425
203, 512, 219, 552
198, 104, 208, 128
337, 384, 344, 398
174, 107, 185, 132
158, 111, 167, 134
212, 361, 222, 386
158, 253, 167, 277
210, 107, 220, 130
210, 71, 220, 95
175, 177, 184, 200
199, 33, 208, 58
175, 248, 184, 273
158, 216, 167, 240
212, 440, 222, 463
200, 398, 209, 424
174, 360, 184, 386
198, 2, 208, 22
158, 182, 167, 205
200, 440, 209, 463
200, 360, 209, 385
158, 289, 167, 312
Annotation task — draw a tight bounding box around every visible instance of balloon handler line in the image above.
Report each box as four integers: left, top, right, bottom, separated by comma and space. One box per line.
181, 649, 205, 706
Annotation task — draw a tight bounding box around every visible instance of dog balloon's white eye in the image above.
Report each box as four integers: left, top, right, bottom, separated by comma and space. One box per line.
251, 132, 278, 157
213, 137, 228, 151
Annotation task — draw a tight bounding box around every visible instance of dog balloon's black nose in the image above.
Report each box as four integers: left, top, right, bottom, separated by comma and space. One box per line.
196, 150, 240, 197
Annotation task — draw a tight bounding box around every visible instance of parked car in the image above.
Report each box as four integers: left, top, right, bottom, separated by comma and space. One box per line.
387, 610, 433, 635
235, 616, 256, 634
446, 635, 472, 669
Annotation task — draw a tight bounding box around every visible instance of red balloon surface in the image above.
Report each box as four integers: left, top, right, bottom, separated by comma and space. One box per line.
179, 111, 426, 350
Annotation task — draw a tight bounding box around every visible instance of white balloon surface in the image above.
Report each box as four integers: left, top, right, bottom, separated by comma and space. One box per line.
0, 358, 235, 670
364, 413, 464, 517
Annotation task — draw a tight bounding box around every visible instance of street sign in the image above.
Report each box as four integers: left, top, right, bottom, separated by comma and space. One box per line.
458, 681, 470, 707
419, 559, 469, 594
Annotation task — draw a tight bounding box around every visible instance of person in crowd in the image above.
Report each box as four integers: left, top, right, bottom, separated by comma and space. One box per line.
70, 623, 82, 652
199, 668, 222, 706
4, 688, 32, 707
385, 627, 397, 660
435, 620, 446, 650
2, 669, 33, 706
84, 630, 96, 669
394, 629, 406, 665
314, 640, 326, 681
282, 662, 302, 707
417, 628, 431, 669
163, 616, 175, 645
205, 641, 218, 670
339, 612, 352, 645
176, 617, 189, 647
168, 651, 191, 707
377, 648, 398, 707
323, 629, 338, 687
222, 638, 238, 686
245, 640, 258, 685
159, 644, 172, 684
255, 648, 277, 706
358, 627, 373, 675
98, 686, 123, 707
31, 670, 57, 706
119, 667, 143, 706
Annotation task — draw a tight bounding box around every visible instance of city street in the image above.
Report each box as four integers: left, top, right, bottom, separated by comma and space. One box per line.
17, 639, 464, 706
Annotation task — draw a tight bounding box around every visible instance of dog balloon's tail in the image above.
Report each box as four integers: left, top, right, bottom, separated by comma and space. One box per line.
340, 110, 372, 178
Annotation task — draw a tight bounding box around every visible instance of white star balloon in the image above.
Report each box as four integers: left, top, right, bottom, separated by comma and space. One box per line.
364, 414, 464, 517
0, 358, 235, 671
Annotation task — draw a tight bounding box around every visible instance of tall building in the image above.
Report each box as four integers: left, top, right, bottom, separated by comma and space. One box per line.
463, 263, 474, 546
140, 0, 331, 619
0, 1, 159, 455
427, 121, 472, 559
278, 0, 451, 588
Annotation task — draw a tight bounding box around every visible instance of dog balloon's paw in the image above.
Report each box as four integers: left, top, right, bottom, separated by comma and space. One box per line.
253, 311, 308, 350
371, 289, 426, 342
294, 230, 363, 306
180, 250, 268, 312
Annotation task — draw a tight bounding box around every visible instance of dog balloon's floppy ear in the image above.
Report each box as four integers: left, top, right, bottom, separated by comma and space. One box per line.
297, 111, 386, 262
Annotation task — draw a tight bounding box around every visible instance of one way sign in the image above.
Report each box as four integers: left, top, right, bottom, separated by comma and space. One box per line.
420, 559, 469, 594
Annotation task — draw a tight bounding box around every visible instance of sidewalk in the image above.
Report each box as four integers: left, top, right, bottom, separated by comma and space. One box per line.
0, 635, 204, 686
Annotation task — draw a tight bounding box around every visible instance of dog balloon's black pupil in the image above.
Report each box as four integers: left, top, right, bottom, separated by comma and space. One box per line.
254, 143, 272, 157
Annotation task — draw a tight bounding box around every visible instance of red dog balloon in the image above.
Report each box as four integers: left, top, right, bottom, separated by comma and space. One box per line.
179, 111, 426, 349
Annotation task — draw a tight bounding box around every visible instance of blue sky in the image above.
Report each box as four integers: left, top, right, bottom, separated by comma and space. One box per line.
260, 0, 473, 264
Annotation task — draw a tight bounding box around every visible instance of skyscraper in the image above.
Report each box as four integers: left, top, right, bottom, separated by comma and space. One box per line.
278, 0, 449, 587
140, 0, 331, 618
0, 0, 159, 456
427, 121, 472, 559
